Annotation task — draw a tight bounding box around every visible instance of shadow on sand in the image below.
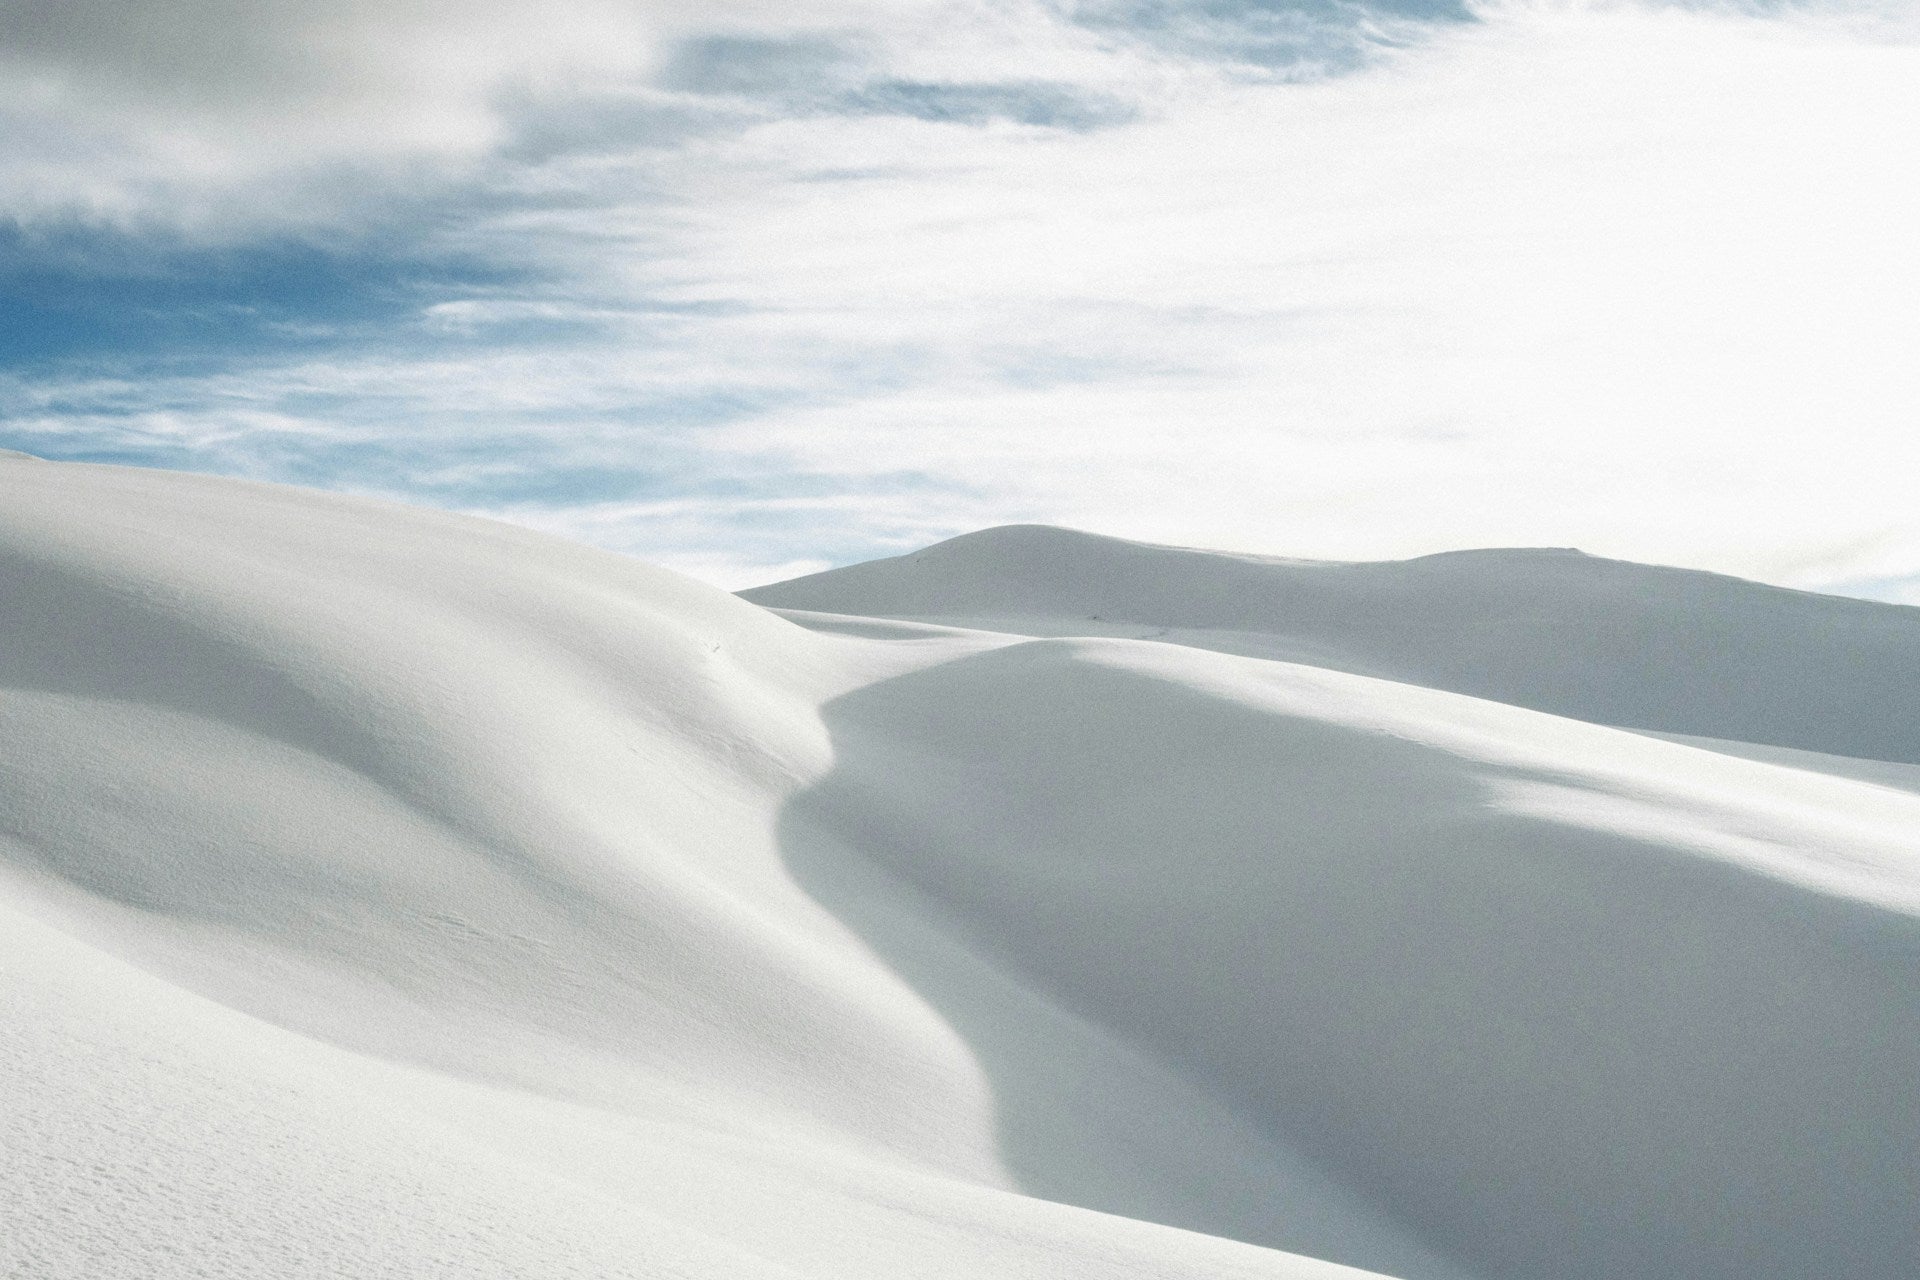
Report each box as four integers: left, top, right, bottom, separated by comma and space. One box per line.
775, 638, 1920, 1280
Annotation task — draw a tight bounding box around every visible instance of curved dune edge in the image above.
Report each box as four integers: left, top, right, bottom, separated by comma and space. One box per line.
745, 523, 1920, 763
4, 465, 1916, 1279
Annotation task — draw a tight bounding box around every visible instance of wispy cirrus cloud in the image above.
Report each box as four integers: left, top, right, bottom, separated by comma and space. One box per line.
2, 0, 1916, 591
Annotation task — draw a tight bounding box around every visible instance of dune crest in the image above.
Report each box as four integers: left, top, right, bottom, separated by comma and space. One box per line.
747, 523, 1920, 762
4, 469, 1916, 1279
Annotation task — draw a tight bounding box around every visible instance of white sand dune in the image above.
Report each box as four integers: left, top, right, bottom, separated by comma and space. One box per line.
744, 524, 1920, 763
3, 462, 1916, 1279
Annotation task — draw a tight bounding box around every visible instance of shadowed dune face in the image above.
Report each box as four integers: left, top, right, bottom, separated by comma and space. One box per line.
779, 637, 1920, 1280
3, 464, 1396, 1280
5, 465, 1919, 1280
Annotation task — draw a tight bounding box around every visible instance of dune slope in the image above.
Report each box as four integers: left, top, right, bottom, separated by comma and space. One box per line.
0, 461, 1431, 1280
745, 524, 1920, 762
782, 637, 1920, 1280
4, 464, 1917, 1279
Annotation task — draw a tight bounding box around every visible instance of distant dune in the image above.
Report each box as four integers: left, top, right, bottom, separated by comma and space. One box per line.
745, 523, 1920, 761
5, 460, 1916, 1279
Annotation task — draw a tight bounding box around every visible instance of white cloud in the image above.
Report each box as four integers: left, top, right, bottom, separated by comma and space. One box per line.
0, 0, 1006, 227
6, 0, 1918, 598
631, 0, 1920, 589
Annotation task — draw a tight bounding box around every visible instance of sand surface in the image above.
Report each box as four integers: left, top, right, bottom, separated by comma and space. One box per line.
5, 463, 1916, 1278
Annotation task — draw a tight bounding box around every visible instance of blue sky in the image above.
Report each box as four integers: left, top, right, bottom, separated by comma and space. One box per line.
2, 0, 1917, 593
